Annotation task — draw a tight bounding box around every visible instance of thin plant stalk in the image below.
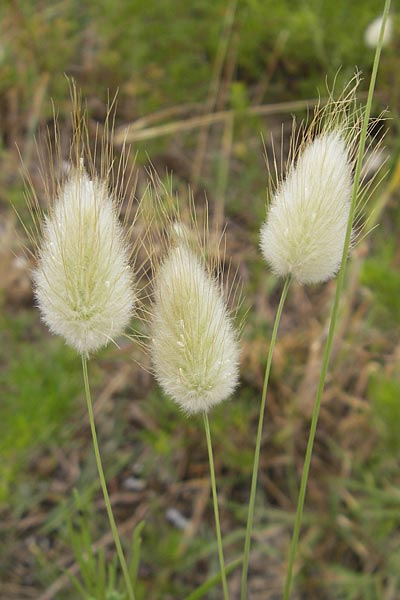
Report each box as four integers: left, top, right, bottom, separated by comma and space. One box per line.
203, 412, 230, 600
81, 356, 136, 600
241, 276, 291, 600
283, 2, 391, 598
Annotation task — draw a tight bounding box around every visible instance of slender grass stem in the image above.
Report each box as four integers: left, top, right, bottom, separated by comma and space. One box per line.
283, 3, 391, 598
81, 355, 135, 600
203, 412, 230, 600
241, 276, 291, 600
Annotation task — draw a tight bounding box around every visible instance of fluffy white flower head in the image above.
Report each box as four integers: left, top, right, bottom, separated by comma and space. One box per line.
34, 167, 135, 355
260, 131, 353, 284
150, 242, 239, 415
364, 15, 393, 49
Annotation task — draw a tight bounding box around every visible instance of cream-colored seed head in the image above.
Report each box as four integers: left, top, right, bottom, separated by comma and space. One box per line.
151, 243, 239, 415
34, 168, 135, 355
260, 131, 353, 284
364, 15, 393, 49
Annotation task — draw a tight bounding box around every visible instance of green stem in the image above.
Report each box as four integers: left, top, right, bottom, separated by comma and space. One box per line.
283, 2, 391, 598
241, 276, 291, 600
81, 356, 135, 600
203, 412, 230, 600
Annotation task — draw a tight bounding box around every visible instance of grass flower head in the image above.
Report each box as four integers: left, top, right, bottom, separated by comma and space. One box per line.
259, 88, 367, 285
26, 88, 137, 355
149, 196, 240, 415
34, 163, 135, 355
260, 131, 353, 284
364, 14, 393, 48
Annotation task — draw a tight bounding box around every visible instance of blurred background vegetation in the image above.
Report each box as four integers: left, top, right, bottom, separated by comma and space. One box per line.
0, 0, 399, 598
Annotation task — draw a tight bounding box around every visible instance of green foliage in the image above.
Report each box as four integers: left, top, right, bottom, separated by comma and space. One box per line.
326, 566, 383, 600
361, 255, 400, 324
0, 311, 82, 502
323, 468, 400, 599
239, 0, 389, 96
87, 0, 390, 109
68, 514, 124, 600
0, 0, 81, 113
0, 0, 390, 122
65, 493, 145, 600
368, 374, 400, 453
89, 0, 223, 110
30, 486, 146, 600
